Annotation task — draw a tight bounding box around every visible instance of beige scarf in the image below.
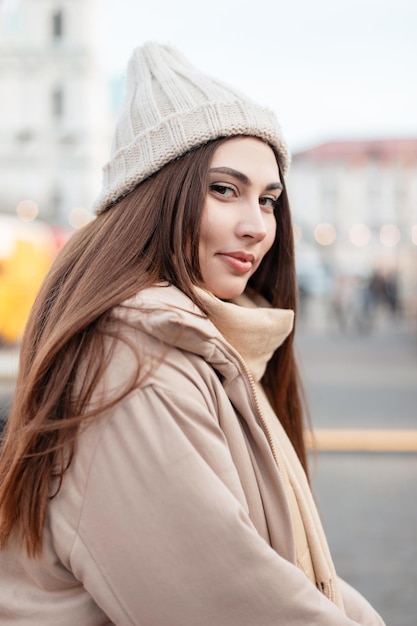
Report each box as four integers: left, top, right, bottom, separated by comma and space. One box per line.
197, 287, 344, 610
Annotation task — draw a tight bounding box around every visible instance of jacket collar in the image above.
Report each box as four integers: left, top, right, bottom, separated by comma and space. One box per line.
117, 284, 294, 383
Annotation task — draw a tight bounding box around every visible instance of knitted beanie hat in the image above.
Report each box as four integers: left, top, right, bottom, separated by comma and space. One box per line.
94, 42, 290, 214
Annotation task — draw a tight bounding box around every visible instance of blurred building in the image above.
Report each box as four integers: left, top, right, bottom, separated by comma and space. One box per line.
288, 139, 417, 320
0, 0, 111, 225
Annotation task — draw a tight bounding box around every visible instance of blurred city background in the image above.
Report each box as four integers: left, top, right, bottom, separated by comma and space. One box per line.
0, 0, 416, 623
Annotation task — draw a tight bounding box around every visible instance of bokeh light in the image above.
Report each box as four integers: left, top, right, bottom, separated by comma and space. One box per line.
68, 207, 92, 229
349, 223, 371, 247
380, 224, 401, 247
314, 222, 336, 246
16, 199, 39, 222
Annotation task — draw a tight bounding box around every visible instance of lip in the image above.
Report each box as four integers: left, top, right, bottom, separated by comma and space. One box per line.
217, 251, 255, 273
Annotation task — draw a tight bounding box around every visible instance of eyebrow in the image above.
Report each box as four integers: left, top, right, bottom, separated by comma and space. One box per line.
209, 167, 283, 191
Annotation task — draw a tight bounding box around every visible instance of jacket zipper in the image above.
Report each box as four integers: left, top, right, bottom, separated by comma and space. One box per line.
232, 353, 284, 479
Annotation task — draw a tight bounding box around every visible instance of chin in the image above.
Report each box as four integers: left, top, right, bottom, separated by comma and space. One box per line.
209, 282, 247, 300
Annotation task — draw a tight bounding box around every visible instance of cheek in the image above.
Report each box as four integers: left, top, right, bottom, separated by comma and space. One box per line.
198, 203, 219, 255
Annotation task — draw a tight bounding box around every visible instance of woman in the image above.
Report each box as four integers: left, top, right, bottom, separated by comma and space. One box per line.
0, 42, 385, 625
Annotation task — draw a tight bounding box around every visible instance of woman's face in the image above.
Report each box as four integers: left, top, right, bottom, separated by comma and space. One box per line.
199, 136, 282, 300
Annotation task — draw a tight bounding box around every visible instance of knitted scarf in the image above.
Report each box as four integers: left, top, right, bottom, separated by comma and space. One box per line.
197, 288, 344, 610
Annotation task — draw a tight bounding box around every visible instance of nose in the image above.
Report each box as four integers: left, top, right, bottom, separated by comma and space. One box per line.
235, 199, 268, 242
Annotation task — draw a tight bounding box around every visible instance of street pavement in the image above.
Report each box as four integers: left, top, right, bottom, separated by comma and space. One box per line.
312, 451, 417, 626
0, 301, 416, 624
297, 300, 417, 625
296, 310, 417, 432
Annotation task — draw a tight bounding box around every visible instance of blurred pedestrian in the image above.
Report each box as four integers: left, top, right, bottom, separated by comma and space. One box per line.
0, 42, 385, 625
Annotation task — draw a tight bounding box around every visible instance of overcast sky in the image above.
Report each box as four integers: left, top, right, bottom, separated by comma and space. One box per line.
101, 0, 417, 152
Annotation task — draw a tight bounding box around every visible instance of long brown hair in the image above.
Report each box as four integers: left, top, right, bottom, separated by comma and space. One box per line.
0, 137, 307, 556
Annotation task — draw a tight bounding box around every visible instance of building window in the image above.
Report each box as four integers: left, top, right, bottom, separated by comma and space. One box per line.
52, 10, 64, 40
52, 87, 64, 119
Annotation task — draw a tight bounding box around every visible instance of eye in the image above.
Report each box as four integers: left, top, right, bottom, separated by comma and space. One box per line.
209, 183, 236, 198
259, 196, 279, 211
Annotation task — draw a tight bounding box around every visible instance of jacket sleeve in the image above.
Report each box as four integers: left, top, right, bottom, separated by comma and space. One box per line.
67, 377, 379, 626
338, 577, 385, 626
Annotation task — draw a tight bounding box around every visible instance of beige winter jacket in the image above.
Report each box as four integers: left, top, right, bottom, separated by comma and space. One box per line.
0, 285, 385, 625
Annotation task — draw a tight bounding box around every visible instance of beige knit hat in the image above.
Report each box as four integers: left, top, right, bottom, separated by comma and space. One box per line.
94, 42, 290, 214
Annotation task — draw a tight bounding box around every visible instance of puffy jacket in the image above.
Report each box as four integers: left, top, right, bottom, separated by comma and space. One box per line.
0, 285, 385, 625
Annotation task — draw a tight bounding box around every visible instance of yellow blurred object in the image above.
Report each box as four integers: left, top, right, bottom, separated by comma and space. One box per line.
0, 215, 56, 345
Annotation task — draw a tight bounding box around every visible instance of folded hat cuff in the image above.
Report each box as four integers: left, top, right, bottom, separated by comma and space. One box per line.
93, 99, 290, 214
